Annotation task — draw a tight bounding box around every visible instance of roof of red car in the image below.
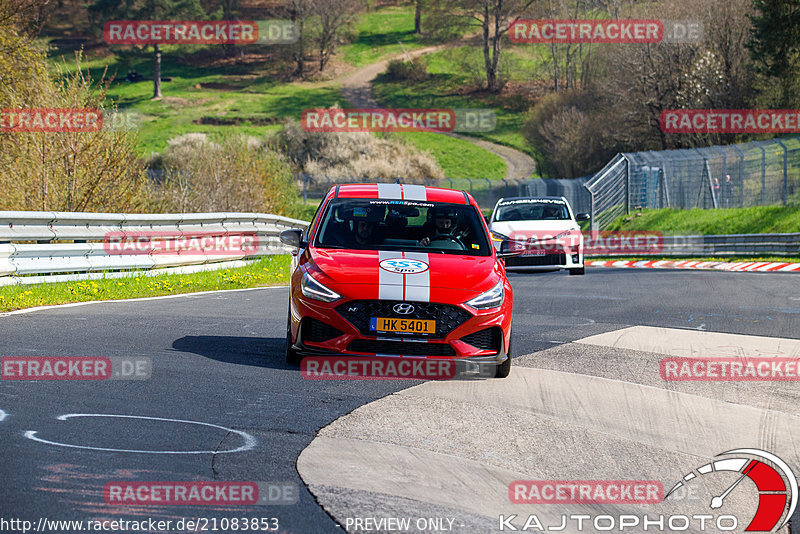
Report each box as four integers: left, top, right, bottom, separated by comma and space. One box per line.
329, 183, 470, 204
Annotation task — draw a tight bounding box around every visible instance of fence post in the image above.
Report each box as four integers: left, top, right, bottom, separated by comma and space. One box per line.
756, 143, 767, 205
712, 147, 727, 209
775, 139, 789, 205
466, 178, 473, 197
730, 145, 745, 208
622, 154, 631, 214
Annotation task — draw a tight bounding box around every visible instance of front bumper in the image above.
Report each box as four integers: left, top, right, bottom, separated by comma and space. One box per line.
289, 289, 512, 367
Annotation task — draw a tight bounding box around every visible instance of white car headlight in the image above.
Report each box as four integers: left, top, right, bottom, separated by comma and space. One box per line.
301, 271, 341, 303
465, 280, 504, 310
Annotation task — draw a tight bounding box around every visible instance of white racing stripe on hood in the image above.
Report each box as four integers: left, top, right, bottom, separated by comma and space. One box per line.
401, 184, 427, 201
377, 183, 402, 199
378, 250, 404, 300
403, 252, 430, 302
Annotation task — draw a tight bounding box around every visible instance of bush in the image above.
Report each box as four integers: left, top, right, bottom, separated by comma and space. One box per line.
147, 134, 297, 215
277, 118, 444, 182
385, 58, 428, 82
0, 34, 148, 212
522, 89, 619, 178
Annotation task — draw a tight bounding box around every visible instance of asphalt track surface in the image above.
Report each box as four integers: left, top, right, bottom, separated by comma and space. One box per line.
1, 268, 799, 533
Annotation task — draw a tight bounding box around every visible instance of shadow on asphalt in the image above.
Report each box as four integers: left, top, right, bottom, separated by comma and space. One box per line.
172, 335, 293, 370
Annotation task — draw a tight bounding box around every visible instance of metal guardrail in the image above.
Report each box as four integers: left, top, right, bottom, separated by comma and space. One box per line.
0, 211, 309, 284
590, 233, 800, 257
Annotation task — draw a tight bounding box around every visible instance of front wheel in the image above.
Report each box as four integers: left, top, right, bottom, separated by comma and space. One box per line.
569, 267, 585, 276
285, 311, 301, 365
495, 335, 512, 378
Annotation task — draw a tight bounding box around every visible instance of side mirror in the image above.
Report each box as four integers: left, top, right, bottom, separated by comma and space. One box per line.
280, 229, 306, 248
483, 215, 491, 225
576, 213, 591, 222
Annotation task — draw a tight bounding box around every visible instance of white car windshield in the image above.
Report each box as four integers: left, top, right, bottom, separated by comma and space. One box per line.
495, 200, 571, 221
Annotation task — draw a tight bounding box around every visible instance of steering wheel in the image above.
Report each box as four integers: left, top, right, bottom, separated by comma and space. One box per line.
429, 234, 466, 250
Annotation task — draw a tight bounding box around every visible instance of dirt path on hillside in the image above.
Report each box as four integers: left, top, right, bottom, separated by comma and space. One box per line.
339, 43, 537, 181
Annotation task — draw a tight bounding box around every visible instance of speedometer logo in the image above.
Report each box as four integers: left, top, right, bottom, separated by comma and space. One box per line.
666, 449, 797, 532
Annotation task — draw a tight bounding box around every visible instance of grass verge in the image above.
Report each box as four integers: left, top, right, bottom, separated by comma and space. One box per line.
395, 132, 506, 179
0, 255, 290, 313
606, 206, 800, 234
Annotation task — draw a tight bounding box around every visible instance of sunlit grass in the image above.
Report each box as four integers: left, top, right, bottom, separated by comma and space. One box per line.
0, 255, 291, 312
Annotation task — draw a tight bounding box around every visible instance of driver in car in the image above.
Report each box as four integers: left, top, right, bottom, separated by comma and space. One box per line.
419, 207, 459, 246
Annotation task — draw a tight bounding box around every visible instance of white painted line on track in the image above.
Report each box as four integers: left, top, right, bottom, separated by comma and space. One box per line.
24, 413, 257, 454
0, 409, 7, 422
0, 285, 288, 318
575, 325, 800, 357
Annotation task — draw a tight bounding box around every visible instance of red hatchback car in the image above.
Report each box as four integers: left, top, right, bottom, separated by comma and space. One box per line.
280, 183, 514, 378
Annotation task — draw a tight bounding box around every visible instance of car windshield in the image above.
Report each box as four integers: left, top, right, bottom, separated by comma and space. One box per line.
495, 200, 571, 221
314, 199, 492, 256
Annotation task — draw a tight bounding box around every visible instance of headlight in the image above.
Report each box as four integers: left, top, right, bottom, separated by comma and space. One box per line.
301, 271, 341, 302
465, 280, 504, 310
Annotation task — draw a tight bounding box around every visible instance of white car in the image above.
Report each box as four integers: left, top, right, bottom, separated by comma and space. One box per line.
489, 196, 591, 275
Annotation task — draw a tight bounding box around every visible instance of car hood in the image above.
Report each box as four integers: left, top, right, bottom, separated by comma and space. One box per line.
307, 248, 499, 295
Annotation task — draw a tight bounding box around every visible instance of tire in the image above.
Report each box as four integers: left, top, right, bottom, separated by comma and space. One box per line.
495, 335, 512, 379
569, 267, 585, 276
285, 312, 302, 366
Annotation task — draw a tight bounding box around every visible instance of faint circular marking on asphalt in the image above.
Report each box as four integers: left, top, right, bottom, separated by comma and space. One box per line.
24, 413, 256, 454
0, 409, 7, 422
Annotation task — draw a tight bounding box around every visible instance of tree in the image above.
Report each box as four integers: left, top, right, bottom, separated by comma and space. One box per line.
88, 0, 205, 99
452, 0, 537, 92
747, 0, 800, 106
314, 0, 363, 71
415, 0, 422, 33
284, 0, 314, 76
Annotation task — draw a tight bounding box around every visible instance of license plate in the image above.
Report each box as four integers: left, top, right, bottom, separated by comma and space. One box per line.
522, 249, 546, 256
370, 317, 436, 334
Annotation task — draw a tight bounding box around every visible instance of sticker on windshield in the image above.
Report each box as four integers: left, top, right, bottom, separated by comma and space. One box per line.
379, 259, 430, 274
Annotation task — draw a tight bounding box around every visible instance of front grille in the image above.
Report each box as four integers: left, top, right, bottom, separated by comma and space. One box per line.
460, 327, 502, 354
505, 253, 566, 267
301, 318, 344, 343
347, 339, 456, 357
336, 300, 472, 339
